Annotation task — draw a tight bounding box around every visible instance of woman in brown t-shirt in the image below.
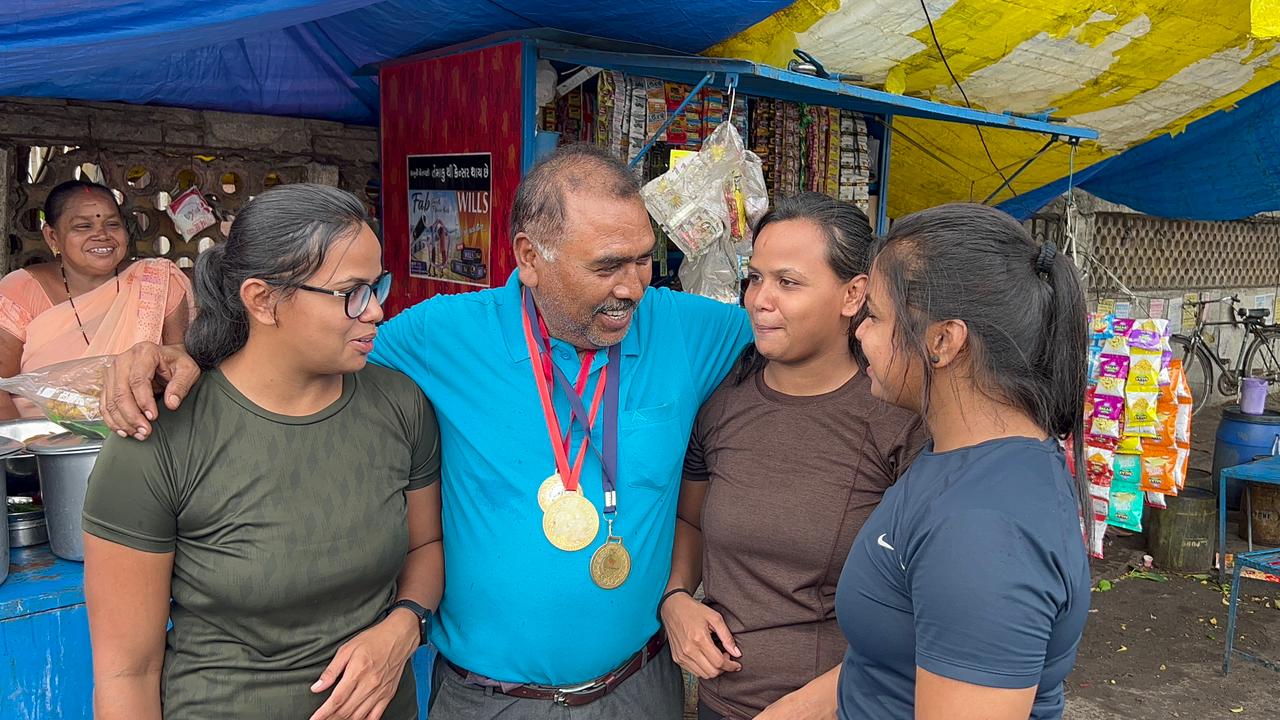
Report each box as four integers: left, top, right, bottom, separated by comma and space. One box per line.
661, 193, 926, 720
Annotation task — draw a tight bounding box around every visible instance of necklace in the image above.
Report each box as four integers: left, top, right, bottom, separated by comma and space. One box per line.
60, 262, 120, 347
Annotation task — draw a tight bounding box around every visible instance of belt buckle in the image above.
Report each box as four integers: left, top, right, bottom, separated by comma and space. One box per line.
550, 678, 607, 705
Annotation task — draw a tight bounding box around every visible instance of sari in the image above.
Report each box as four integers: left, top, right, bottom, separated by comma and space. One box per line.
0, 258, 194, 416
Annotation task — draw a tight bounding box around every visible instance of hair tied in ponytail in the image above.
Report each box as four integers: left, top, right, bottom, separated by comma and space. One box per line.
1035, 241, 1058, 278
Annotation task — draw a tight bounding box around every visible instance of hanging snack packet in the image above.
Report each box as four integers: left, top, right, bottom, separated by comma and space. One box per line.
1111, 318, 1136, 337
1174, 447, 1191, 490
1093, 395, 1125, 421
1102, 335, 1129, 356
1126, 319, 1167, 351
1140, 447, 1179, 494
1098, 354, 1130, 380
1107, 488, 1144, 532
1090, 313, 1115, 341
1086, 445, 1116, 487
1125, 392, 1159, 437
1108, 454, 1145, 532
1171, 359, 1194, 402
1090, 417, 1120, 439
1127, 349, 1161, 391
1089, 496, 1109, 559
1145, 491, 1168, 510
1094, 376, 1125, 398
1116, 435, 1144, 455
1114, 453, 1142, 486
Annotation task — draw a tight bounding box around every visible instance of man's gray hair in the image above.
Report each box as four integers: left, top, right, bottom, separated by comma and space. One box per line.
510, 144, 642, 260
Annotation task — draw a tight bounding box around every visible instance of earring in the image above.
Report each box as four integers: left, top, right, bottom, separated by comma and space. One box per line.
929, 355, 941, 364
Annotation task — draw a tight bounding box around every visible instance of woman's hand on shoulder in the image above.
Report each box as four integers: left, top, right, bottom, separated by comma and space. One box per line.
101, 342, 200, 439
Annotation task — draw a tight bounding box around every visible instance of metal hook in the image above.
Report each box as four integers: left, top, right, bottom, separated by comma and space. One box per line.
725, 72, 739, 122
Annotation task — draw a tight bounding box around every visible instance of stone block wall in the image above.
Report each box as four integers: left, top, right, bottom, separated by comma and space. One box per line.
0, 97, 379, 273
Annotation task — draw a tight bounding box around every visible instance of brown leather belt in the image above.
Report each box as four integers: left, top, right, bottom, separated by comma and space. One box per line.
445, 632, 666, 706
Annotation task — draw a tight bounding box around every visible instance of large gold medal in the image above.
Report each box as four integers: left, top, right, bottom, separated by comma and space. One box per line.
542, 493, 600, 551
537, 473, 580, 512
590, 536, 631, 589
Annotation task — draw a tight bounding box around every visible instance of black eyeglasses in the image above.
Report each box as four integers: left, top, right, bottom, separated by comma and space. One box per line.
291, 271, 393, 318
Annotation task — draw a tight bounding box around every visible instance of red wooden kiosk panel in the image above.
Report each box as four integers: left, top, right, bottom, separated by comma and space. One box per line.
379, 41, 527, 317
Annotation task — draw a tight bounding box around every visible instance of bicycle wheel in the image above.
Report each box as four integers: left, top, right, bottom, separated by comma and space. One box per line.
1171, 335, 1213, 415
1242, 329, 1280, 408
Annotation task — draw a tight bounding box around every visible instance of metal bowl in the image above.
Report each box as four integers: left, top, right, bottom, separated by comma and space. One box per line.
8, 508, 47, 548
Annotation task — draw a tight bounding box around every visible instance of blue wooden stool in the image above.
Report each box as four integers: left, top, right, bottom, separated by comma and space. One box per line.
1223, 547, 1280, 673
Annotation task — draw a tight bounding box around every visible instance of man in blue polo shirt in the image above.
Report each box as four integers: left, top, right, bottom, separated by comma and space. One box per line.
100, 144, 753, 718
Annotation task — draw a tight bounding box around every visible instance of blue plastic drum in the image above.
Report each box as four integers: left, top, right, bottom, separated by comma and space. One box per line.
1212, 404, 1280, 509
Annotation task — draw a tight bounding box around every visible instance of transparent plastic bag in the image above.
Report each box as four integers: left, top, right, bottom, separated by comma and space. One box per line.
641, 122, 769, 302
677, 235, 740, 305
0, 356, 111, 438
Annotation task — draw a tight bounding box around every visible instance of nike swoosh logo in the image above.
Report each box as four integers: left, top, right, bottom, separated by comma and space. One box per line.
878, 533, 907, 571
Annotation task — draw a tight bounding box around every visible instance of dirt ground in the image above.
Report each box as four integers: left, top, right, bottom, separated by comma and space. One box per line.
1065, 399, 1280, 719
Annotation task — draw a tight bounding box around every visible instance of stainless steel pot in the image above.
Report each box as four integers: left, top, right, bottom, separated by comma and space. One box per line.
7, 508, 48, 548
0, 419, 64, 496
28, 432, 102, 562
0, 435, 29, 584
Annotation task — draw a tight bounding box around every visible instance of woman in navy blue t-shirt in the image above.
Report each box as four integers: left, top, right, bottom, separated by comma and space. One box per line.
836, 203, 1091, 720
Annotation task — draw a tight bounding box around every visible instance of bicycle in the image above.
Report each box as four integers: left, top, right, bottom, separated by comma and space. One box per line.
1171, 295, 1280, 416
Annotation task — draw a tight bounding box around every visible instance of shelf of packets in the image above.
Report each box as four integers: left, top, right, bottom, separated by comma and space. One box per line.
540, 72, 873, 214
1082, 315, 1193, 559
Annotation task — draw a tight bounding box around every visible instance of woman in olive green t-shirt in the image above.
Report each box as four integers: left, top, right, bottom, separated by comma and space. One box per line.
82, 184, 443, 720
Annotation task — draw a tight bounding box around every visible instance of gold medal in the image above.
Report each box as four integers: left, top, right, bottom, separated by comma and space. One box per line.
537, 473, 581, 512
543, 493, 600, 551
590, 536, 631, 589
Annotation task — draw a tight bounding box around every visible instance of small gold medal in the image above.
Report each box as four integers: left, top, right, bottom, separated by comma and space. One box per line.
590, 536, 631, 589
537, 473, 581, 512
542, 493, 600, 551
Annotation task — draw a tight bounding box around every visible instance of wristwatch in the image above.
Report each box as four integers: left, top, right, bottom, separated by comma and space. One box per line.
386, 599, 432, 647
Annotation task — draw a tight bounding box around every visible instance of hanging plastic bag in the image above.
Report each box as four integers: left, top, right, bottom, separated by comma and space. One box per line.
167, 186, 217, 241
0, 356, 111, 438
641, 122, 769, 302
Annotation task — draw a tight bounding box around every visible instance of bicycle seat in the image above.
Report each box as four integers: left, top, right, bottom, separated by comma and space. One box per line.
1239, 307, 1271, 320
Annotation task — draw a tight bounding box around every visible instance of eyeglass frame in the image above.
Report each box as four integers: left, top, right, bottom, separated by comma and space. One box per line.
277, 271, 393, 319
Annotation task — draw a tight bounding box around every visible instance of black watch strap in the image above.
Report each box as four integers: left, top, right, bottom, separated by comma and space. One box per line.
387, 599, 432, 647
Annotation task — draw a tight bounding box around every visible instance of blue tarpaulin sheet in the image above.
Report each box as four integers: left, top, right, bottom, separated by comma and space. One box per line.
5, 2, 1279, 221
999, 77, 1280, 222
0, 1, 789, 124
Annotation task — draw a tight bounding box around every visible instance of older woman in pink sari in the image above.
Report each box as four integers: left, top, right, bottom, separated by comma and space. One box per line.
0, 181, 192, 418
